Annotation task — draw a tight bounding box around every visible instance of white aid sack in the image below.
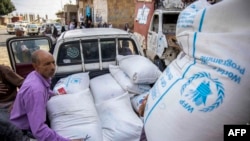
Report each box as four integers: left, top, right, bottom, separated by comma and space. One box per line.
90, 73, 125, 104
47, 89, 103, 141
117, 55, 162, 84
144, 1, 250, 141
96, 92, 143, 141
53, 72, 89, 94
109, 64, 151, 95
130, 92, 149, 114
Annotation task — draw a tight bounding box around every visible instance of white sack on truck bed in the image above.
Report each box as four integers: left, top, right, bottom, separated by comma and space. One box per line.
90, 73, 143, 141
109, 64, 151, 95
144, 0, 250, 141
90, 73, 125, 104
47, 89, 103, 141
96, 92, 143, 141
117, 55, 162, 84
53, 72, 90, 94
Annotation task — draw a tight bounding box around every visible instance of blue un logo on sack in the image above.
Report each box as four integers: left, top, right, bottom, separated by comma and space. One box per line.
180, 72, 224, 113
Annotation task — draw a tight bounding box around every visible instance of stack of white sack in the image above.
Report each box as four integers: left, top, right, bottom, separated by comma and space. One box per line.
109, 65, 151, 95
115, 55, 162, 115
144, 0, 250, 141
47, 89, 103, 141
117, 55, 162, 84
90, 73, 143, 141
47, 73, 103, 141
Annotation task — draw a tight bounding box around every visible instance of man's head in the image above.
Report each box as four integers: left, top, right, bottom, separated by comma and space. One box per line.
15, 28, 24, 37
31, 50, 56, 79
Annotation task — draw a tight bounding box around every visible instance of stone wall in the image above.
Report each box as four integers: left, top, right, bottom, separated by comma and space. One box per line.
107, 0, 135, 29
77, 0, 135, 29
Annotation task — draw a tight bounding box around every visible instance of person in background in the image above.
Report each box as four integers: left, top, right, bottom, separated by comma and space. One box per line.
108, 22, 112, 28
10, 50, 84, 141
51, 25, 58, 39
50, 24, 58, 51
73, 19, 78, 29
124, 23, 130, 32
85, 19, 94, 28
119, 40, 132, 55
97, 22, 102, 28
79, 22, 85, 29
102, 22, 108, 28
0, 64, 25, 140
0, 64, 24, 111
43, 25, 52, 35
15, 28, 37, 63
61, 25, 66, 33
69, 21, 75, 30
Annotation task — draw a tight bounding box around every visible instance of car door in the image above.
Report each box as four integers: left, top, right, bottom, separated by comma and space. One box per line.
6, 36, 52, 78
147, 13, 160, 59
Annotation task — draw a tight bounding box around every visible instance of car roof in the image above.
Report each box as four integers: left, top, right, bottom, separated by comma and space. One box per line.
61, 28, 130, 40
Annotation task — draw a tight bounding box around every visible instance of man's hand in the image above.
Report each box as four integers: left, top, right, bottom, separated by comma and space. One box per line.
0, 83, 8, 94
138, 95, 149, 117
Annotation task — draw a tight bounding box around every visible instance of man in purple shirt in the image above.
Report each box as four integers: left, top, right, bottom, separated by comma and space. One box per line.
10, 50, 83, 141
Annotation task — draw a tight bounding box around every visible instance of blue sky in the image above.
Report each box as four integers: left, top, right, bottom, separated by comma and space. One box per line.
11, 0, 76, 19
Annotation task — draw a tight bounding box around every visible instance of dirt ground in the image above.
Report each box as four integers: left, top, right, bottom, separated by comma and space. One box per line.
0, 47, 11, 67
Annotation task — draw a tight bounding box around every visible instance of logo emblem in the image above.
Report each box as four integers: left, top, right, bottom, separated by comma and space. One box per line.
181, 72, 224, 112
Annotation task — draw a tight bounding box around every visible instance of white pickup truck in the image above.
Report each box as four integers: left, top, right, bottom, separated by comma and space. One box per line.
5, 28, 151, 140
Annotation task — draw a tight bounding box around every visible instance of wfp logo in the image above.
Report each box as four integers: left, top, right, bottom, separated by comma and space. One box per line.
180, 72, 224, 113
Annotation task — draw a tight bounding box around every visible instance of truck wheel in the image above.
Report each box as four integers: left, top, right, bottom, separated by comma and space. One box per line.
154, 58, 166, 72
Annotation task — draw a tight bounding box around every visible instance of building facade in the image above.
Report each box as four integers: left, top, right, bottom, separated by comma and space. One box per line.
75, 0, 136, 29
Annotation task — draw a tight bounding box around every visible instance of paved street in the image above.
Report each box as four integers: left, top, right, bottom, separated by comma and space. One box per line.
0, 26, 15, 47
0, 26, 14, 66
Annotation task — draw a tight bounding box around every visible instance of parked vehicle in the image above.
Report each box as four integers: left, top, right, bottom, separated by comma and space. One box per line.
6, 23, 24, 34
146, 8, 181, 70
39, 22, 62, 36
53, 22, 62, 35
6, 23, 16, 34
39, 23, 51, 35
133, 0, 184, 71
26, 23, 39, 35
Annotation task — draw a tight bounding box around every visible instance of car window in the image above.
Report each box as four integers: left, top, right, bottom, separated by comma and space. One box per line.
100, 39, 116, 61
56, 38, 139, 66
81, 40, 99, 63
162, 13, 179, 34
57, 41, 81, 65
151, 14, 159, 33
10, 39, 49, 64
118, 39, 138, 55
